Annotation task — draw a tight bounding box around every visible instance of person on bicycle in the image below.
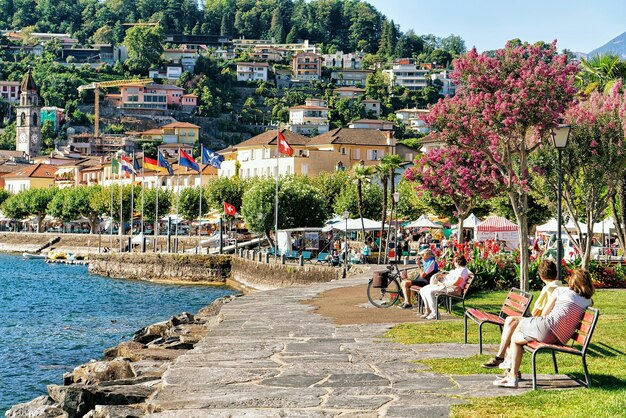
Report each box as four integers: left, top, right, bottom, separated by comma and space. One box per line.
399, 248, 438, 309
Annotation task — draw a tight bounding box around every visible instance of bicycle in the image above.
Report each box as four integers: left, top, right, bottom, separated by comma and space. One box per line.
367, 264, 403, 308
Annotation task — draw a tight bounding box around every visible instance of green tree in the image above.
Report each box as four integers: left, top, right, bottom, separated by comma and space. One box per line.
344, 162, 377, 238
178, 186, 209, 221
20, 187, 58, 232
0, 189, 9, 207
1, 193, 28, 224
204, 176, 249, 218
241, 176, 327, 246
575, 54, 626, 95
309, 170, 350, 215
0, 122, 16, 150
123, 24, 165, 74
48, 186, 103, 233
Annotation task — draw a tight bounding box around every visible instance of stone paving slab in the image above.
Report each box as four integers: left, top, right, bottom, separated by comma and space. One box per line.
146, 273, 580, 417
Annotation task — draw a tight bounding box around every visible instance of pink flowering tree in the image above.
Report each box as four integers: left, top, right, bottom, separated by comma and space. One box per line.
534, 82, 626, 267
404, 147, 503, 244
425, 41, 578, 290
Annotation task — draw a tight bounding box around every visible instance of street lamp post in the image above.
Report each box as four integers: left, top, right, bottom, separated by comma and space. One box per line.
551, 123, 571, 280
257, 213, 263, 253
393, 191, 400, 263
343, 210, 350, 278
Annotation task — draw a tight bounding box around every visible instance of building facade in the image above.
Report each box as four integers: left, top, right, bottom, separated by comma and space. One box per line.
288, 98, 329, 135
236, 62, 269, 82
292, 53, 322, 81
0, 81, 20, 103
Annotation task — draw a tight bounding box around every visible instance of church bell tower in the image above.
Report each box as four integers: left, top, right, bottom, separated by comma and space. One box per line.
15, 69, 41, 156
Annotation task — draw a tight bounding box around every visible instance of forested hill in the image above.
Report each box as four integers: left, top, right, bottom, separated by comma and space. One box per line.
0, 0, 463, 58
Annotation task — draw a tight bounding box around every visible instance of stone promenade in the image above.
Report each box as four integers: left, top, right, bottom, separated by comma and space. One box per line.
145, 271, 574, 417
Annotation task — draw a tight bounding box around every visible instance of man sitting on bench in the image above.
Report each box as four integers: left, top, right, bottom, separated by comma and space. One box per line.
482, 260, 561, 373
399, 249, 438, 309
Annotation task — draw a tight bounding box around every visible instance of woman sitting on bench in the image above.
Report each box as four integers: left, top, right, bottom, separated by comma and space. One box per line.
418, 255, 469, 320
493, 268, 595, 388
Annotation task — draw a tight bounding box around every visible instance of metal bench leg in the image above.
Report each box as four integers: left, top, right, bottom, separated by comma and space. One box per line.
531, 350, 539, 390
464, 313, 468, 344
582, 355, 591, 388
551, 351, 558, 374
478, 322, 484, 354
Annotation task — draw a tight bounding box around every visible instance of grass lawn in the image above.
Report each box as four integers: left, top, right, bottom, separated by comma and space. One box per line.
386, 289, 626, 418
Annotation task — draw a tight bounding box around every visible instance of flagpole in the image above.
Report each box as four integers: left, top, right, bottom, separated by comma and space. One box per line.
109, 161, 113, 251
275, 125, 279, 263
155, 155, 160, 253
140, 153, 145, 237
175, 146, 181, 253
199, 145, 203, 254
119, 166, 123, 253
130, 154, 135, 241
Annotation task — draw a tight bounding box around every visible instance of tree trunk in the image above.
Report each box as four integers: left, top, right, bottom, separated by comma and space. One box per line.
378, 177, 388, 264
357, 180, 366, 240
610, 194, 625, 252
509, 190, 530, 291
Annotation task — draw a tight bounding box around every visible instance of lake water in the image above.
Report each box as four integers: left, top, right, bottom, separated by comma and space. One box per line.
0, 253, 236, 414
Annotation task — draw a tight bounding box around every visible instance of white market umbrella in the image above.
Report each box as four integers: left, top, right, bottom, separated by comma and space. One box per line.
593, 218, 615, 234
536, 218, 588, 234
406, 214, 441, 229
322, 217, 383, 232
131, 232, 152, 245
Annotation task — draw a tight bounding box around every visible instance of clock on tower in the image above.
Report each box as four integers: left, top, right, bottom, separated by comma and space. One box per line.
15, 69, 41, 156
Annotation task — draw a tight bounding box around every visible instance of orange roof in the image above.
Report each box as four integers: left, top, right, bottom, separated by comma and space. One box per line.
289, 105, 329, 110
182, 93, 198, 98
4, 163, 57, 179
234, 129, 310, 148
334, 87, 365, 92
140, 128, 164, 136
162, 122, 200, 129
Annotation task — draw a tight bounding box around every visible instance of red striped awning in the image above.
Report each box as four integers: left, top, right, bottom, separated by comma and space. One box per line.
476, 216, 518, 232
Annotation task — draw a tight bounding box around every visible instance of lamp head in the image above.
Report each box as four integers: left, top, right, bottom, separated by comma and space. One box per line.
551, 124, 571, 149
343, 211, 350, 220
393, 191, 400, 203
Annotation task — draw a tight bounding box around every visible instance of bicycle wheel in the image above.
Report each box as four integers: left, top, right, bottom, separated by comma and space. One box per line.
367, 276, 401, 308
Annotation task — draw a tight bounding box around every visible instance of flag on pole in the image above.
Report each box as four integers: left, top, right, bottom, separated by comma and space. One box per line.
133, 155, 141, 172
179, 149, 199, 171
277, 131, 294, 156
143, 154, 166, 173
121, 155, 136, 176
111, 158, 120, 175
158, 152, 174, 176
202, 148, 224, 169
224, 202, 236, 217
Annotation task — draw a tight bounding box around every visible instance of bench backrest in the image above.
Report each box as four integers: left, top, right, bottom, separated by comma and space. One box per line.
571, 307, 600, 353
499, 288, 533, 319
460, 272, 475, 298
302, 250, 312, 259
317, 252, 329, 261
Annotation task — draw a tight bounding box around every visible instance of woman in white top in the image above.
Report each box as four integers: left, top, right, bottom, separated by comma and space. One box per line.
419, 255, 469, 320
494, 268, 595, 388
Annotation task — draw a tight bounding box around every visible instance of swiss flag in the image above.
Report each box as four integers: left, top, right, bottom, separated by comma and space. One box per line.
277, 131, 294, 156
224, 202, 237, 217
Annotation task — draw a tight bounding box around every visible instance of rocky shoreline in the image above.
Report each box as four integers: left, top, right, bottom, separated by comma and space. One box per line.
6, 295, 237, 418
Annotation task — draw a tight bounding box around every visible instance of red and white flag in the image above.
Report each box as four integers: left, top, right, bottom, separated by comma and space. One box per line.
224, 202, 237, 217
277, 131, 294, 156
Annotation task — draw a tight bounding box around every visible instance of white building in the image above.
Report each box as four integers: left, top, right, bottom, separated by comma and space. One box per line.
383, 59, 456, 95
288, 98, 329, 135
362, 99, 381, 117
348, 119, 394, 131
236, 62, 269, 82
395, 108, 430, 134
322, 51, 364, 69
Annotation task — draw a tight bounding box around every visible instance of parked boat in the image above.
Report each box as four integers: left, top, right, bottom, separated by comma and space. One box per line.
22, 253, 46, 260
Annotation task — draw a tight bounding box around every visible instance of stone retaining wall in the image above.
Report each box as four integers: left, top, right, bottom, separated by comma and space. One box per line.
88, 253, 231, 283
230, 257, 340, 290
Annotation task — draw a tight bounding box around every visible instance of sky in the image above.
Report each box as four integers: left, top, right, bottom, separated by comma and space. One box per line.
364, 0, 626, 53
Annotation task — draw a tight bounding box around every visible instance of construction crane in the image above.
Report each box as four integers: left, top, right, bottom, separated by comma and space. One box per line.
78, 78, 153, 138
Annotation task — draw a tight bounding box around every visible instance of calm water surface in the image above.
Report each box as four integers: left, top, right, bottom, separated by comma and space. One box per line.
0, 253, 236, 414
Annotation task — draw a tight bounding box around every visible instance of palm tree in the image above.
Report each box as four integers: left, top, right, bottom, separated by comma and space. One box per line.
382, 155, 403, 263
352, 161, 375, 241
575, 54, 626, 95
375, 160, 391, 264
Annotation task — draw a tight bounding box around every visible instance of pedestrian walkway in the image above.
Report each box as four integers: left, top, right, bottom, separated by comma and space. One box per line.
146, 271, 574, 417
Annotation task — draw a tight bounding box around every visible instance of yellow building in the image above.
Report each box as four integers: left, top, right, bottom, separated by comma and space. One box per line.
218, 128, 397, 178
137, 122, 200, 145
3, 163, 57, 193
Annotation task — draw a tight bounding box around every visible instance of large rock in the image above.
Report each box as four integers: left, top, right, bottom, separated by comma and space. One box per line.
4, 395, 68, 418
133, 322, 168, 344
167, 312, 194, 327
103, 341, 146, 361
82, 405, 144, 418
48, 384, 155, 417
72, 359, 135, 385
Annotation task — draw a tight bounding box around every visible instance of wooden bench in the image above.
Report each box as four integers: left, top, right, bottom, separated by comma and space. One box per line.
464, 287, 533, 354
523, 307, 599, 390
434, 272, 475, 319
